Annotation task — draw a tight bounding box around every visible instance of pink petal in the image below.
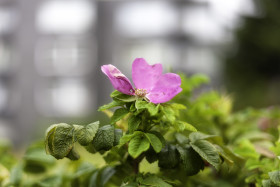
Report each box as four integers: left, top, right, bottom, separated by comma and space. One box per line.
101, 64, 134, 95
146, 73, 182, 104
132, 58, 162, 91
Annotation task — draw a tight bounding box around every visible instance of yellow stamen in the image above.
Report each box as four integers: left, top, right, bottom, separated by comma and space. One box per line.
134, 88, 147, 97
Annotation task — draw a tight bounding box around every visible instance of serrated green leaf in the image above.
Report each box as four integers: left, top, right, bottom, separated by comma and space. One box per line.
145, 133, 162, 153
174, 121, 197, 132
111, 108, 129, 124
135, 100, 160, 116
118, 131, 144, 147
269, 171, 280, 186
176, 146, 204, 176
128, 115, 141, 133
128, 135, 150, 158
98, 100, 124, 111
175, 133, 189, 144
92, 125, 115, 151
214, 145, 234, 166
113, 129, 123, 146
141, 176, 172, 187
75, 122, 99, 146
149, 131, 166, 147
189, 132, 217, 143
135, 99, 147, 110
190, 140, 221, 170
161, 105, 176, 122
50, 123, 75, 159
158, 144, 179, 169
110, 90, 123, 98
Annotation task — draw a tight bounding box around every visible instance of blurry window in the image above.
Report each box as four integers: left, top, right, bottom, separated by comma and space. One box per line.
115, 1, 178, 37
184, 46, 220, 76
0, 7, 16, 34
35, 79, 94, 117
35, 37, 95, 77
36, 0, 95, 34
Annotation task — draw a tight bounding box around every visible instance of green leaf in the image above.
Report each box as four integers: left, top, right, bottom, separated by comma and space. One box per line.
46, 123, 75, 159
66, 147, 80, 160
128, 115, 141, 133
110, 90, 123, 98
115, 94, 137, 102
135, 100, 160, 116
145, 133, 163, 153
269, 171, 280, 186
75, 121, 99, 146
128, 135, 150, 158
111, 108, 129, 124
170, 103, 187, 110
175, 133, 189, 144
45, 124, 57, 155
149, 131, 166, 147
89, 171, 99, 187
118, 131, 144, 147
176, 146, 204, 176
158, 144, 179, 169
141, 176, 172, 187
98, 100, 124, 111
130, 102, 136, 112
145, 148, 158, 164
99, 167, 116, 186
135, 99, 147, 110
189, 132, 217, 143
113, 129, 123, 146
190, 140, 222, 170
161, 105, 176, 122
214, 145, 234, 166
174, 121, 197, 132
92, 125, 115, 151
73, 162, 96, 179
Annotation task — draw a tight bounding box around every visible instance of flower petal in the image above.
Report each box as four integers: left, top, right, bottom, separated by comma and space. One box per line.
101, 64, 134, 95
132, 58, 162, 91
146, 73, 182, 104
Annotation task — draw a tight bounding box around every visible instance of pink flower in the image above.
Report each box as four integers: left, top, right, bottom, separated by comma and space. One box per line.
101, 58, 182, 104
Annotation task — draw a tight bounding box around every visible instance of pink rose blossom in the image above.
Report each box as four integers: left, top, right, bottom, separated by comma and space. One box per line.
101, 58, 182, 104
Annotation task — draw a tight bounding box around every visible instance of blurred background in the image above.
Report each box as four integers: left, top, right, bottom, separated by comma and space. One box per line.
0, 0, 278, 146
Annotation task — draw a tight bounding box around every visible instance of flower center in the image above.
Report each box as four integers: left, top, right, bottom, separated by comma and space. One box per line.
134, 88, 147, 97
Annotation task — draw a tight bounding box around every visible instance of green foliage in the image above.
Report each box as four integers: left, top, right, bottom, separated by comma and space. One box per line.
92, 125, 115, 152
176, 145, 204, 176
75, 121, 99, 146
4, 72, 280, 186
128, 135, 150, 158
